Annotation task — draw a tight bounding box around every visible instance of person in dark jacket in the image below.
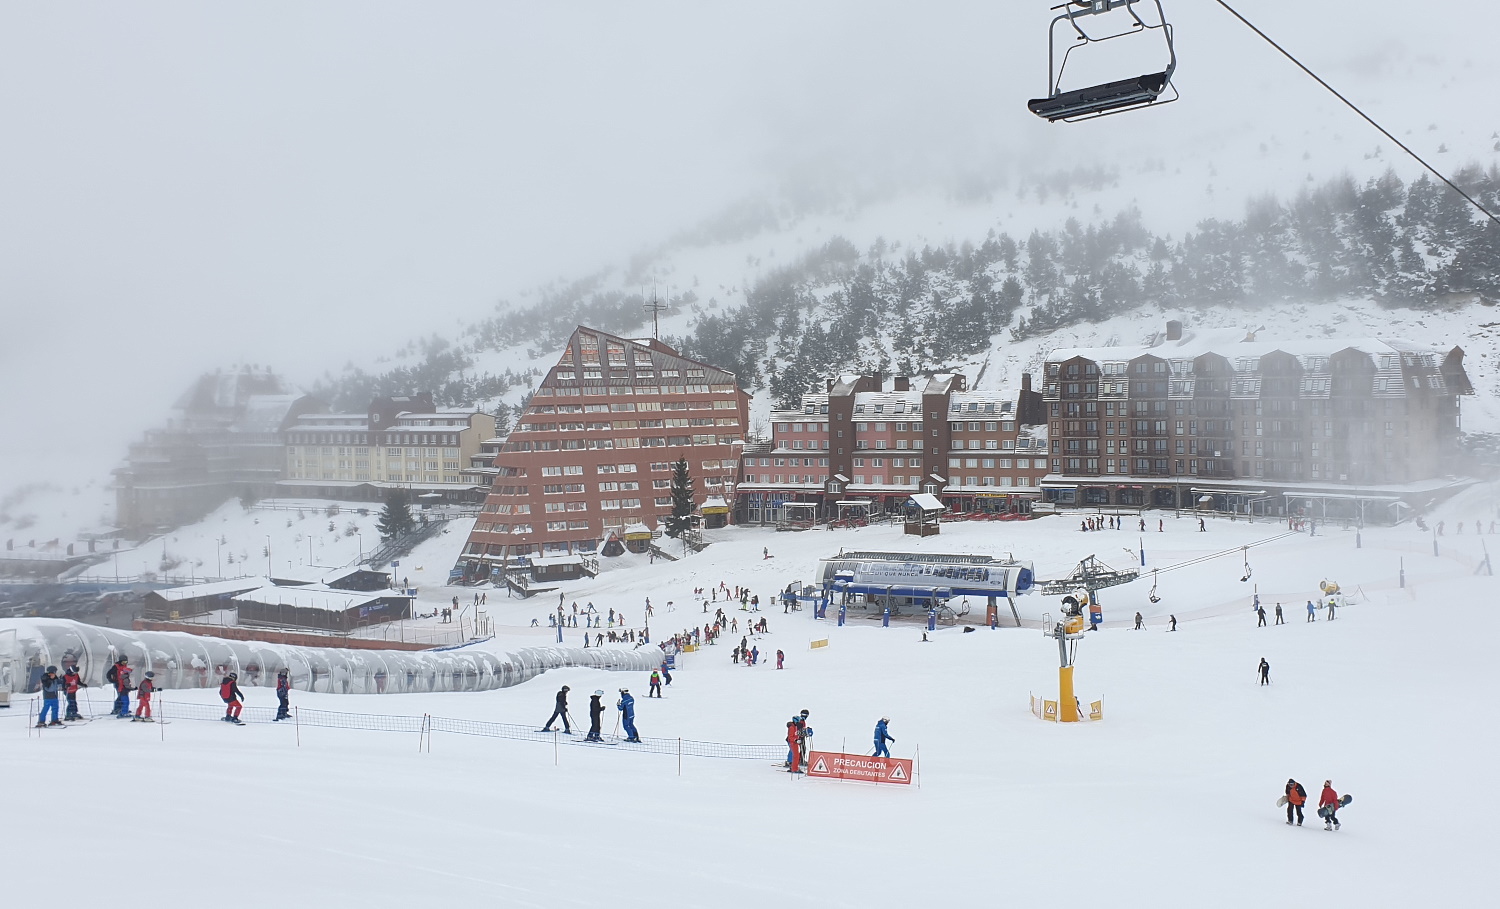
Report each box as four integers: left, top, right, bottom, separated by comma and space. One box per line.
62, 665, 84, 720
541, 685, 571, 733
36, 666, 63, 727
133, 671, 156, 722
274, 668, 292, 721
873, 717, 895, 758
1258, 658, 1271, 686
648, 670, 662, 698
220, 672, 245, 724
617, 688, 639, 742
106, 657, 132, 718
1284, 779, 1307, 826
585, 690, 605, 741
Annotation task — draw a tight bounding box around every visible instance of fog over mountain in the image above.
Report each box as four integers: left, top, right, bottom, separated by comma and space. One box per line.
2, 1, 1498, 524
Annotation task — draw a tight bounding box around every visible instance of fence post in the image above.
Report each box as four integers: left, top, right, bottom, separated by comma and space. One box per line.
295, 706, 301, 747
915, 744, 921, 789
160, 697, 165, 741
677, 737, 682, 776
554, 729, 559, 766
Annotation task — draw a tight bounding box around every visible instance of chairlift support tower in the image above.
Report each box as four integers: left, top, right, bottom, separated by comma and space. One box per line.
1028, 0, 1178, 122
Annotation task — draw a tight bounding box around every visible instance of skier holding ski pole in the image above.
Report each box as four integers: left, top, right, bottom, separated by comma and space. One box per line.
873, 717, 895, 758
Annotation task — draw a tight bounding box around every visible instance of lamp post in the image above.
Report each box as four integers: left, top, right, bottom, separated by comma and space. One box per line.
356, 532, 364, 564
216, 539, 222, 578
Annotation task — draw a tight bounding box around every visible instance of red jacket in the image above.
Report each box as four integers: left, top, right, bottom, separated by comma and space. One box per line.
1319, 786, 1339, 809
63, 671, 82, 694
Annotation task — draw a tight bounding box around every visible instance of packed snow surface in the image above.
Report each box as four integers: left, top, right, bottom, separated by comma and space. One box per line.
5, 491, 1498, 907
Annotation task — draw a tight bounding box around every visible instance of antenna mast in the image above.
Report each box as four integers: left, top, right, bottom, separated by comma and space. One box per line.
643, 287, 667, 340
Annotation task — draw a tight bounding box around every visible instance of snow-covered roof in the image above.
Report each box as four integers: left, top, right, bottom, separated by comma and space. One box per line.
909, 493, 945, 512
530, 554, 584, 567
1048, 336, 1447, 369
232, 584, 405, 613
270, 565, 380, 587
152, 578, 271, 601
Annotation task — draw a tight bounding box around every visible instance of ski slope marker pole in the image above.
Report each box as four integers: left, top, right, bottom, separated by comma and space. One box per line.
677, 737, 681, 776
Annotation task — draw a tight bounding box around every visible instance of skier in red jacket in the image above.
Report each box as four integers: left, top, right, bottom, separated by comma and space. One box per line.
1319, 781, 1341, 831
133, 672, 156, 722
220, 672, 245, 724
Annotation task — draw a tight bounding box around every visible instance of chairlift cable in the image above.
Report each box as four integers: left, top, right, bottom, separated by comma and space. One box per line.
1212, 0, 1500, 227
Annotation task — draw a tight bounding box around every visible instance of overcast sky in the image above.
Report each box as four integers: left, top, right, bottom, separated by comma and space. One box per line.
2, 2, 1496, 504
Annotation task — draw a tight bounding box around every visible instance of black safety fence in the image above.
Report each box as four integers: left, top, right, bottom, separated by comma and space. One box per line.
12, 695, 784, 763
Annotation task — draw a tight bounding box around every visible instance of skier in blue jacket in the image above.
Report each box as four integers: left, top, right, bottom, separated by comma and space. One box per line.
873, 717, 895, 758
617, 688, 640, 742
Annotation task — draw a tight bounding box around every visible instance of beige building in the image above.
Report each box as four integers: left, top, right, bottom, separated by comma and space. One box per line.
279, 395, 497, 504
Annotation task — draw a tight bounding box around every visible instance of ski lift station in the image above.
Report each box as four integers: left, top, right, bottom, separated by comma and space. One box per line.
818, 550, 1036, 615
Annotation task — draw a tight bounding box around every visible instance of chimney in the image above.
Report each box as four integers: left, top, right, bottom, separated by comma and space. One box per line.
826, 378, 834, 393
1021, 372, 1032, 392
893, 376, 910, 392
1166, 319, 1183, 341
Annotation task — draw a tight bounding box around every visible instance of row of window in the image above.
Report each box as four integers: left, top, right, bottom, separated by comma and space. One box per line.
534, 384, 735, 397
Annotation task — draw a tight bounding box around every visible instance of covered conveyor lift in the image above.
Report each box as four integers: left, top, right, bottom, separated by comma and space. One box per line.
1028, 0, 1177, 122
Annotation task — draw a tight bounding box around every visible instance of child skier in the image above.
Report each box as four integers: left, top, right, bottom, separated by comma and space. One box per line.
873, 717, 895, 758
586, 690, 605, 741
776, 649, 785, 670
62, 665, 84, 721
133, 671, 156, 721
219, 672, 245, 724
617, 688, 640, 743
36, 666, 63, 727
274, 668, 292, 721
648, 670, 663, 698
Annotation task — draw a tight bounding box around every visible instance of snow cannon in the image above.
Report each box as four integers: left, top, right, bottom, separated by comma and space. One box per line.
1319, 580, 1341, 596
1035, 589, 1103, 724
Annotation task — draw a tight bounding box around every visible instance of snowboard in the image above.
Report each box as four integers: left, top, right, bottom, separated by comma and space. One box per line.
1276, 795, 1289, 808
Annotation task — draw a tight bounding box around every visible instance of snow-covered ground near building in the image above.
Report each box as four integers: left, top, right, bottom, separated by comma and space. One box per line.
5, 486, 1498, 907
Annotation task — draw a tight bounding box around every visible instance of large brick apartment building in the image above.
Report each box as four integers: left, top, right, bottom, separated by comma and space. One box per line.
458, 327, 751, 574
1039, 324, 1473, 518
735, 373, 1048, 524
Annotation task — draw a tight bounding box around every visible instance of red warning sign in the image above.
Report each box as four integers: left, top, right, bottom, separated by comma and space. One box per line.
805, 750, 913, 785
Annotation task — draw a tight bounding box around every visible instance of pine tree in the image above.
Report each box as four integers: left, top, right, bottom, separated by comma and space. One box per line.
377, 490, 415, 540
664, 457, 697, 538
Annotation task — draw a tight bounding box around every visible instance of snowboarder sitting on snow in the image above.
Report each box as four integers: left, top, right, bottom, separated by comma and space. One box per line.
586, 690, 605, 741
542, 685, 571, 733
220, 672, 245, 724
873, 717, 895, 758
617, 688, 640, 743
648, 670, 662, 698
134, 671, 156, 721
1284, 779, 1307, 826
36, 666, 63, 727
62, 665, 84, 721
1319, 780, 1342, 831
274, 668, 292, 721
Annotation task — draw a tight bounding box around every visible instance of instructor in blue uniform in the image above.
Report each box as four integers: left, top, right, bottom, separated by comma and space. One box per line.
617, 688, 640, 743
873, 717, 895, 758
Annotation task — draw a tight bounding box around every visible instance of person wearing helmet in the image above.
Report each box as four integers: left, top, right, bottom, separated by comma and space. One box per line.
1319, 780, 1342, 831
585, 689, 605, 742
874, 717, 895, 758
219, 672, 245, 724
648, 669, 662, 698
133, 671, 157, 722
273, 668, 292, 722
617, 688, 639, 743
106, 656, 133, 718
541, 685, 572, 734
62, 664, 85, 721
36, 665, 64, 727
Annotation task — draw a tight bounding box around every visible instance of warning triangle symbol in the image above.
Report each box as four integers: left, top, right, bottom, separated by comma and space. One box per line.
810, 756, 829, 774
888, 763, 907, 780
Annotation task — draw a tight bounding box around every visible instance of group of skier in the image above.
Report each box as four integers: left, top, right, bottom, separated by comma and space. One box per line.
539, 683, 642, 742
783, 711, 898, 772
37, 658, 296, 727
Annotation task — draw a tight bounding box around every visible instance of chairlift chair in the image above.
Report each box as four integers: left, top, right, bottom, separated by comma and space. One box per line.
1148, 568, 1161, 604
1239, 547, 1253, 583
1028, 0, 1177, 122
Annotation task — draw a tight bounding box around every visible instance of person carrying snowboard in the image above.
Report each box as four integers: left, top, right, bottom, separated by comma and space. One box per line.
617, 688, 640, 743
1258, 658, 1270, 686
541, 685, 571, 733
36, 666, 63, 727
134, 671, 156, 721
220, 672, 245, 724
586, 690, 605, 741
62, 665, 84, 721
274, 668, 292, 721
107, 656, 132, 718
1319, 780, 1342, 831
648, 670, 663, 698
873, 717, 895, 758
1284, 779, 1307, 826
